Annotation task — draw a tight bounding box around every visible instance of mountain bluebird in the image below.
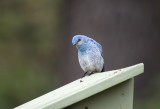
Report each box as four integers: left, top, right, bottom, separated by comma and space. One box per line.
72, 35, 105, 78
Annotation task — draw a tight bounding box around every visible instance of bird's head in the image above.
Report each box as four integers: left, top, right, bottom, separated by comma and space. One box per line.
72, 35, 88, 47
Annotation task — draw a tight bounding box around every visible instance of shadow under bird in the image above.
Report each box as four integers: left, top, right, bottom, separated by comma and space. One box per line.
72, 35, 105, 78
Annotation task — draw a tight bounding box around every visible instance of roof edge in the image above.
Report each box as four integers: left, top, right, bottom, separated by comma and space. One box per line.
14, 63, 144, 109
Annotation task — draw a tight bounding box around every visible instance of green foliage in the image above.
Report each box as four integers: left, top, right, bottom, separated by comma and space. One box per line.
0, 0, 64, 108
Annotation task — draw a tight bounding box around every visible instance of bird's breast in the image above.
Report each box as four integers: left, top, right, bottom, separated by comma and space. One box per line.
78, 50, 104, 72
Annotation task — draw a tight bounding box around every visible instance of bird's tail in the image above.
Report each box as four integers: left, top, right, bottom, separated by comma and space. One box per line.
101, 65, 105, 72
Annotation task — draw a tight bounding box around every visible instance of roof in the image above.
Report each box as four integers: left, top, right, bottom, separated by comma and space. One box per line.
14, 63, 144, 109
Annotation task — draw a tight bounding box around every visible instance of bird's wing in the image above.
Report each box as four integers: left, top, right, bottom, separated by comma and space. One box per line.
89, 38, 103, 56
89, 38, 105, 71
96, 42, 104, 58
96, 42, 103, 54
95, 41, 105, 72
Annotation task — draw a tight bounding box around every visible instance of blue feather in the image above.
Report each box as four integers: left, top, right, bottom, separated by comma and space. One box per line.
72, 35, 105, 75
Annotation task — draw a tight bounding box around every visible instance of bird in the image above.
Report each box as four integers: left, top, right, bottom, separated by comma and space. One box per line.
72, 35, 105, 78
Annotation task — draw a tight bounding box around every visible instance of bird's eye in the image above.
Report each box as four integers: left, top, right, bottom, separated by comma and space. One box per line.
78, 39, 81, 42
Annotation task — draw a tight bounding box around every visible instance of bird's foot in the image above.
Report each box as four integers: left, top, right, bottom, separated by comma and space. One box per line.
88, 72, 94, 76
80, 72, 88, 83
81, 72, 88, 78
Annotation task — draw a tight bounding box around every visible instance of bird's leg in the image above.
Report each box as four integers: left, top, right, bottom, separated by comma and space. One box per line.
80, 72, 88, 82
81, 72, 88, 78
88, 72, 94, 76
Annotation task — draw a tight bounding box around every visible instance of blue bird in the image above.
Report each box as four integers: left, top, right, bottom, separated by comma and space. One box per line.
72, 35, 105, 78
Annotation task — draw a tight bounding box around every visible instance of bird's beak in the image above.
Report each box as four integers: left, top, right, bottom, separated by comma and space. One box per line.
73, 42, 77, 46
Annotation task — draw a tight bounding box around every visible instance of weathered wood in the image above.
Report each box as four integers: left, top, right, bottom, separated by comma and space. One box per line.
14, 63, 144, 109
69, 78, 134, 109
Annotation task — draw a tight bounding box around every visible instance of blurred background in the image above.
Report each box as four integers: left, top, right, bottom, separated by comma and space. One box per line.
0, 0, 160, 109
